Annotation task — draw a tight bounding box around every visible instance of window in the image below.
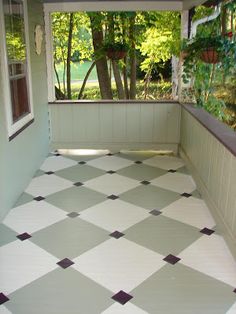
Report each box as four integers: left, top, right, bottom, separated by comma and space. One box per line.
0, 0, 33, 138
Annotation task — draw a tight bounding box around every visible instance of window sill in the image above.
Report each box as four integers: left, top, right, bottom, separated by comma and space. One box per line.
9, 119, 34, 141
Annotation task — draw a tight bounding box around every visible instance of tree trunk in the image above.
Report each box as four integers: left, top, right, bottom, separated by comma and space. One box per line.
123, 57, 129, 99
129, 15, 136, 99
121, 17, 129, 99
90, 13, 113, 99
66, 13, 74, 99
112, 60, 125, 99
171, 56, 179, 100
77, 61, 96, 99
54, 60, 63, 98
55, 86, 65, 100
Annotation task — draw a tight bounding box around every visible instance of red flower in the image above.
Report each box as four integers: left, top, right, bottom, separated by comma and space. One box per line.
226, 31, 233, 38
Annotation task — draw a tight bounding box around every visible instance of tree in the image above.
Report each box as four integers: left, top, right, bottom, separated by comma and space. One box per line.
89, 12, 113, 99
52, 12, 93, 99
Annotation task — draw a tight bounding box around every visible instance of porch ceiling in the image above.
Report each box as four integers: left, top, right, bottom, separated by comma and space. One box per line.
43, 0, 206, 11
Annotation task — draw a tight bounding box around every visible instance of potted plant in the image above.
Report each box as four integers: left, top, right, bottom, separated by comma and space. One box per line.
181, 35, 236, 82
104, 42, 129, 60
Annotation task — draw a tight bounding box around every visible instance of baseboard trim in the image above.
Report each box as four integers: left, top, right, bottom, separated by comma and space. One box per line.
50, 142, 179, 155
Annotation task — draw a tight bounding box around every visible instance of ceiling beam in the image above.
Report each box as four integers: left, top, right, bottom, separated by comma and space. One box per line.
44, 1, 183, 12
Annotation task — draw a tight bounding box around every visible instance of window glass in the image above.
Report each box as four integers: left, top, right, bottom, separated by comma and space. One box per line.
3, 0, 30, 123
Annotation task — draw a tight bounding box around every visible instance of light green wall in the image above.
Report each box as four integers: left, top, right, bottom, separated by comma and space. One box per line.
49, 102, 181, 153
0, 0, 49, 220
180, 108, 236, 258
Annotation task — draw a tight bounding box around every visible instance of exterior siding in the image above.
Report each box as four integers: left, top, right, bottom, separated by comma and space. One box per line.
0, 0, 49, 220
49, 102, 181, 152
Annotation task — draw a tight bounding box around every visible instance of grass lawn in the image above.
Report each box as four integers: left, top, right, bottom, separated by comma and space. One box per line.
55, 61, 98, 82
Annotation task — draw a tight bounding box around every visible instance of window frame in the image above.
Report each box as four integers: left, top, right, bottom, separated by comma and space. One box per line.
0, 0, 34, 139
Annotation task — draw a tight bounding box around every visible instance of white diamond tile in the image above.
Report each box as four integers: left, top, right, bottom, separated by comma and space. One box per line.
102, 302, 148, 314
143, 155, 184, 170
151, 172, 196, 194
40, 156, 77, 172
84, 174, 139, 195
86, 156, 133, 171
80, 199, 149, 232
226, 302, 236, 314
25, 174, 72, 197
162, 197, 215, 229
3, 201, 66, 233
73, 238, 165, 293
0, 241, 58, 294
179, 234, 236, 287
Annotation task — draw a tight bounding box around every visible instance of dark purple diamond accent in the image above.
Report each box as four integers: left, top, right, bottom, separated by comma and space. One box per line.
57, 258, 74, 269
0, 293, 9, 305
67, 212, 79, 218
45, 171, 54, 175
34, 196, 45, 201
17, 232, 32, 241
107, 195, 119, 200
55, 153, 61, 156
110, 231, 124, 239
163, 254, 181, 265
149, 209, 162, 216
141, 180, 150, 185
74, 182, 84, 187
107, 170, 116, 174
78, 161, 86, 165
112, 290, 133, 305
168, 169, 176, 173
181, 193, 192, 198
107, 153, 113, 156
135, 161, 143, 164
233, 288, 236, 294
200, 227, 215, 236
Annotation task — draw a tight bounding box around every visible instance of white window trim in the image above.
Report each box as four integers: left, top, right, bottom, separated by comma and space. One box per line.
0, 0, 34, 138
44, 1, 183, 102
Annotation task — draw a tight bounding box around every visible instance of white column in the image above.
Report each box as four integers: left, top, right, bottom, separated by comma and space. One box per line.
178, 10, 190, 102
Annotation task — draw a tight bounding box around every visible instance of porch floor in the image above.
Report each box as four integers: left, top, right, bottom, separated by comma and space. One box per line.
1, 151, 236, 314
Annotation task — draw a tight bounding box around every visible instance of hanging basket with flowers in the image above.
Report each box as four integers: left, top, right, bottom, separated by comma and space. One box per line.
104, 42, 129, 60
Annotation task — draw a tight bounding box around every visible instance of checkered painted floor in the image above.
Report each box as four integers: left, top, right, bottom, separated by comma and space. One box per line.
1, 151, 236, 314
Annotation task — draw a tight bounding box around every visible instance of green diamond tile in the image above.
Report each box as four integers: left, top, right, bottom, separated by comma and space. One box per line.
31, 218, 108, 259
117, 164, 167, 181
7, 268, 113, 314
0, 224, 17, 246
62, 154, 107, 162
55, 164, 105, 183
132, 263, 236, 314
125, 215, 201, 255
117, 151, 159, 161
13, 192, 33, 208
45, 186, 106, 212
120, 185, 180, 210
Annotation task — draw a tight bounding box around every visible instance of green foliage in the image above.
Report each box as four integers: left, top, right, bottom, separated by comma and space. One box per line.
192, 5, 214, 22
138, 12, 180, 76
181, 1, 236, 126
71, 81, 172, 100
104, 41, 129, 52
5, 16, 26, 61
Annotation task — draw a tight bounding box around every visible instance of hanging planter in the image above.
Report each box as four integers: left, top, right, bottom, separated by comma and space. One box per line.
104, 42, 129, 60
200, 47, 220, 63
106, 49, 127, 60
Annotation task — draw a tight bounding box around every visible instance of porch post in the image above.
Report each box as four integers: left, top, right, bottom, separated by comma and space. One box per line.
178, 10, 190, 101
